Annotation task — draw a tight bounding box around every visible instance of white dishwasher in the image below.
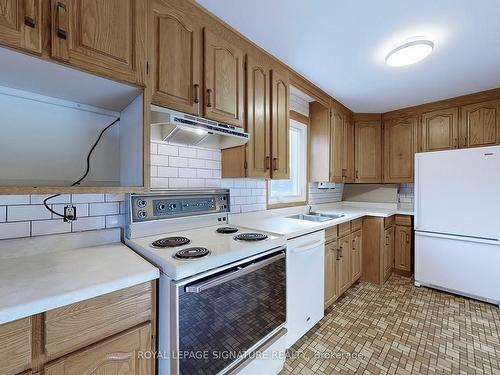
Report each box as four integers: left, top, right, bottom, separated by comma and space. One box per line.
286, 229, 325, 348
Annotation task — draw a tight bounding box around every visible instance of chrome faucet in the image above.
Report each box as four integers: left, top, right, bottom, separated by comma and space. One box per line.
308, 205, 313, 214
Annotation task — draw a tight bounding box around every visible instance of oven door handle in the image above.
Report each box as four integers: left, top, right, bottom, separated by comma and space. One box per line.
185, 252, 285, 293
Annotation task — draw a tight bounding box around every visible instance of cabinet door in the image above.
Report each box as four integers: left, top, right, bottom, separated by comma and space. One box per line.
355, 120, 382, 182
350, 230, 362, 282
460, 100, 500, 148
421, 108, 459, 151
383, 226, 394, 281
0, 317, 32, 375
0, 0, 41, 53
150, 0, 201, 115
44, 323, 152, 375
270, 69, 289, 179
383, 116, 417, 183
395, 225, 411, 272
204, 28, 244, 127
330, 109, 344, 182
343, 115, 355, 183
245, 54, 271, 178
51, 0, 146, 85
309, 102, 330, 182
337, 235, 352, 294
324, 240, 339, 308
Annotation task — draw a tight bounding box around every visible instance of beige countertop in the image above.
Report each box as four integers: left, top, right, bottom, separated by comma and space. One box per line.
0, 228, 159, 325
230, 201, 413, 239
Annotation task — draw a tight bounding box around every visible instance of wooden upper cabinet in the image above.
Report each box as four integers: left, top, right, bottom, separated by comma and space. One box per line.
270, 69, 289, 179
44, 323, 151, 375
309, 102, 330, 182
343, 115, 355, 183
149, 0, 201, 115
0, 0, 42, 53
245, 54, 271, 178
460, 100, 500, 148
421, 108, 459, 152
330, 109, 344, 182
203, 28, 244, 127
383, 116, 417, 183
354, 119, 382, 182
50, 0, 146, 85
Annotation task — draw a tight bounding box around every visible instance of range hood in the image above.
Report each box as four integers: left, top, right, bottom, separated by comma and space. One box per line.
150, 105, 249, 149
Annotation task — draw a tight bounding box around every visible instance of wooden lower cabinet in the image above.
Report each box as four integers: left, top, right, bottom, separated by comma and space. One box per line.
383, 225, 395, 282
44, 324, 152, 375
351, 230, 362, 282
394, 215, 413, 276
337, 235, 352, 295
324, 239, 340, 309
324, 222, 362, 309
0, 317, 32, 375
0, 282, 155, 375
362, 216, 395, 285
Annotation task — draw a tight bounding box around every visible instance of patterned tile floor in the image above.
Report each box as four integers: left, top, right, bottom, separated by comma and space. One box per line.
281, 275, 500, 375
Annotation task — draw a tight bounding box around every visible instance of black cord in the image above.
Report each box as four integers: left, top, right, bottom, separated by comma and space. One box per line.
43, 117, 121, 219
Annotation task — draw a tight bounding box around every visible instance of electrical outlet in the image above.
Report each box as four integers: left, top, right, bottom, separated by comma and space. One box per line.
64, 205, 77, 222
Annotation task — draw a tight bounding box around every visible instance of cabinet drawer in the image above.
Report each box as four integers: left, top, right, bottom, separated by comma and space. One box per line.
337, 221, 351, 237
325, 225, 338, 242
0, 317, 32, 375
351, 218, 362, 232
44, 323, 152, 375
384, 216, 394, 229
45, 282, 152, 361
395, 215, 412, 227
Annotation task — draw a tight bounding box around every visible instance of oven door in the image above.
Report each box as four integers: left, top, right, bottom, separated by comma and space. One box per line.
170, 248, 286, 375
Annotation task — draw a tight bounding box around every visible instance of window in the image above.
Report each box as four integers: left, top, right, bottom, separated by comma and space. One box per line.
268, 119, 307, 205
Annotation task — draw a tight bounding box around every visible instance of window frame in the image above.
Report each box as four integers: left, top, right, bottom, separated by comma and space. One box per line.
267, 114, 308, 208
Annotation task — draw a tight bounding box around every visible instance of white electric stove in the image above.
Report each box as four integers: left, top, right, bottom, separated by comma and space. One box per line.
125, 190, 287, 375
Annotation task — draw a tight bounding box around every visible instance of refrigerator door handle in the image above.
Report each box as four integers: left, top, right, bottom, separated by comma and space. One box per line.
415, 230, 500, 245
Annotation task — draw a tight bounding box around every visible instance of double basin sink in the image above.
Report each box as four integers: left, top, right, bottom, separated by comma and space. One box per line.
288, 212, 344, 223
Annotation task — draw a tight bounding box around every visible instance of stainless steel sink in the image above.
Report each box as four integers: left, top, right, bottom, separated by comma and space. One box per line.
287, 212, 344, 222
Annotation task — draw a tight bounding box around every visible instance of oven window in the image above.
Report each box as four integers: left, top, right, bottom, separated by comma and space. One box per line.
177, 254, 286, 374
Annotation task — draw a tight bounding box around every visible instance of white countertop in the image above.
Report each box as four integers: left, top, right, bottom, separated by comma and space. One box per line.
229, 201, 413, 239
0, 229, 159, 325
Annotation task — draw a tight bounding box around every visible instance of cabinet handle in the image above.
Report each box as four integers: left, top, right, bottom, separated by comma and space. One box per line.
272, 157, 278, 171
339, 246, 343, 258
265, 156, 271, 170
352, 238, 355, 250
342, 168, 347, 177
193, 84, 200, 104
336, 248, 340, 261
24, 0, 36, 28
406, 233, 409, 243
55, 2, 68, 39
454, 137, 458, 148
385, 236, 389, 245
206, 89, 212, 107
355, 170, 359, 179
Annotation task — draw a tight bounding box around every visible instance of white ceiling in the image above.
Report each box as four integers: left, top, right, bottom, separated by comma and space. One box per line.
196, 0, 500, 113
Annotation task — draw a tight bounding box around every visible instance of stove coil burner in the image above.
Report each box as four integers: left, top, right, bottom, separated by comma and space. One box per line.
234, 233, 268, 241
174, 247, 210, 260
216, 227, 239, 234
152, 236, 190, 248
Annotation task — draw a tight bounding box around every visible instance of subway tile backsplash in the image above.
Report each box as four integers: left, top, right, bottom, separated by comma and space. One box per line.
0, 193, 126, 239
398, 183, 415, 205
308, 183, 344, 204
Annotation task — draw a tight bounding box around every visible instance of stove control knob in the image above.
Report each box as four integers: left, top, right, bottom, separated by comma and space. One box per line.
137, 210, 147, 219
157, 204, 166, 211
137, 199, 147, 208
168, 203, 177, 210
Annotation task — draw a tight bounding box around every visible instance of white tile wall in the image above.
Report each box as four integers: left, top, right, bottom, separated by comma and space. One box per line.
308, 183, 344, 204
221, 179, 267, 213
0, 193, 127, 239
151, 141, 222, 189
398, 183, 414, 204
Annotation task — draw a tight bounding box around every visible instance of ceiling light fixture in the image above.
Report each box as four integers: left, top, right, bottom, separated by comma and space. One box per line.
385, 38, 434, 67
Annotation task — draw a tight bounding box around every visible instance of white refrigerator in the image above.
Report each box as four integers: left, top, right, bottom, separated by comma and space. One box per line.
414, 146, 500, 306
